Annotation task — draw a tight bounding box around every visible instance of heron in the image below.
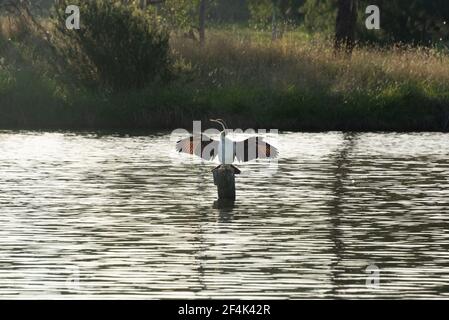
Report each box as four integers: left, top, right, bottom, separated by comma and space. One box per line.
176, 119, 278, 171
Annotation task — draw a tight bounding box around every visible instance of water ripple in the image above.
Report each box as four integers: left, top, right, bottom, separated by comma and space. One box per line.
0, 131, 448, 298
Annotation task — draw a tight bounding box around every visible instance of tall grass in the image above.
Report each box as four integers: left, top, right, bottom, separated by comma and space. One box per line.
169, 29, 449, 130
173, 29, 449, 95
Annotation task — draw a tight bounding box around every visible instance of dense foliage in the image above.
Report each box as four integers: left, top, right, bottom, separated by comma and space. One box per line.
52, 0, 170, 91
359, 0, 449, 45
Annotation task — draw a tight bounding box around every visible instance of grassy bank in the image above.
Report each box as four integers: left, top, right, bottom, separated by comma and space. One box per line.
1, 25, 449, 131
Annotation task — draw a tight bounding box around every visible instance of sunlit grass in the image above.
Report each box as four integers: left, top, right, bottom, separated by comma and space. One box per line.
172, 28, 449, 95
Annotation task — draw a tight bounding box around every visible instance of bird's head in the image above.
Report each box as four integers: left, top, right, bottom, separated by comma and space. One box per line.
209, 119, 227, 132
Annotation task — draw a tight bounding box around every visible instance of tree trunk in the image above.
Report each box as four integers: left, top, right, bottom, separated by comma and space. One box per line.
271, 3, 277, 41
199, 0, 206, 46
335, 0, 358, 55
212, 165, 240, 201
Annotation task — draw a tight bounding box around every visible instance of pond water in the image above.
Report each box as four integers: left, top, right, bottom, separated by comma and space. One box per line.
0, 131, 448, 299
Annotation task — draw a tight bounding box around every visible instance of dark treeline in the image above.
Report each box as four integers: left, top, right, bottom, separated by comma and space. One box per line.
11, 0, 449, 46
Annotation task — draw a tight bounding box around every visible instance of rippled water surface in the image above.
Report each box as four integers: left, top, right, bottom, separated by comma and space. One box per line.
0, 131, 448, 299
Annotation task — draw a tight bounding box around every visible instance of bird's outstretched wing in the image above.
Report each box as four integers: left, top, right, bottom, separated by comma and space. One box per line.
176, 134, 219, 161
234, 137, 278, 162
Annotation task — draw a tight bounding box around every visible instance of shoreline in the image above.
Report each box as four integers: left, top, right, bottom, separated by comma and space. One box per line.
1, 90, 448, 132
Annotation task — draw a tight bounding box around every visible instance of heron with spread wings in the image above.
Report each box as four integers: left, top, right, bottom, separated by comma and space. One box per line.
176, 119, 278, 170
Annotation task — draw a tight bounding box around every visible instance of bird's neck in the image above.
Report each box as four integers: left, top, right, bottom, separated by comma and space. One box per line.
220, 132, 226, 164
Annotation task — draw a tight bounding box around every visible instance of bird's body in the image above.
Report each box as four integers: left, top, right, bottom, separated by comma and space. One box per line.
176, 119, 278, 166
218, 132, 235, 164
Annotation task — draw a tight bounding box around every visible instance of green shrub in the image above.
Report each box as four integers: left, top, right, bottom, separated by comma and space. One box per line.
52, 0, 171, 92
